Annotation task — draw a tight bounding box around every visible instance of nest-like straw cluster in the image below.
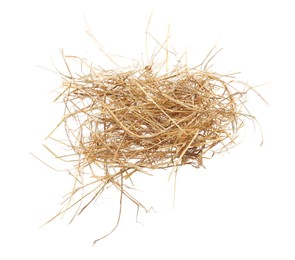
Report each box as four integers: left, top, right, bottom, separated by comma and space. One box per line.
46, 45, 258, 243
61, 64, 246, 169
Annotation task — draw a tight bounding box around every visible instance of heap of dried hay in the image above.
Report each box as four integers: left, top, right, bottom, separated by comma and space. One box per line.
45, 35, 262, 244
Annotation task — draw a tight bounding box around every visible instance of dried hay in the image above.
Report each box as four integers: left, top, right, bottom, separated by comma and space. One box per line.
44, 31, 263, 244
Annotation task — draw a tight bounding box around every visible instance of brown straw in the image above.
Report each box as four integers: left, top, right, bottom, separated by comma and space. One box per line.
44, 36, 262, 244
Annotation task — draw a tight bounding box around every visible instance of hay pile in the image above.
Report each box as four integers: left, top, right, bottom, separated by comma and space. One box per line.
45, 43, 259, 243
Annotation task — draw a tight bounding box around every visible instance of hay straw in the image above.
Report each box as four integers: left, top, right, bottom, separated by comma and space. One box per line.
44, 33, 262, 244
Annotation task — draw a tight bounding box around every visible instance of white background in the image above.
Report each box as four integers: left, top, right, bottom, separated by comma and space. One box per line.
1, 0, 295, 259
